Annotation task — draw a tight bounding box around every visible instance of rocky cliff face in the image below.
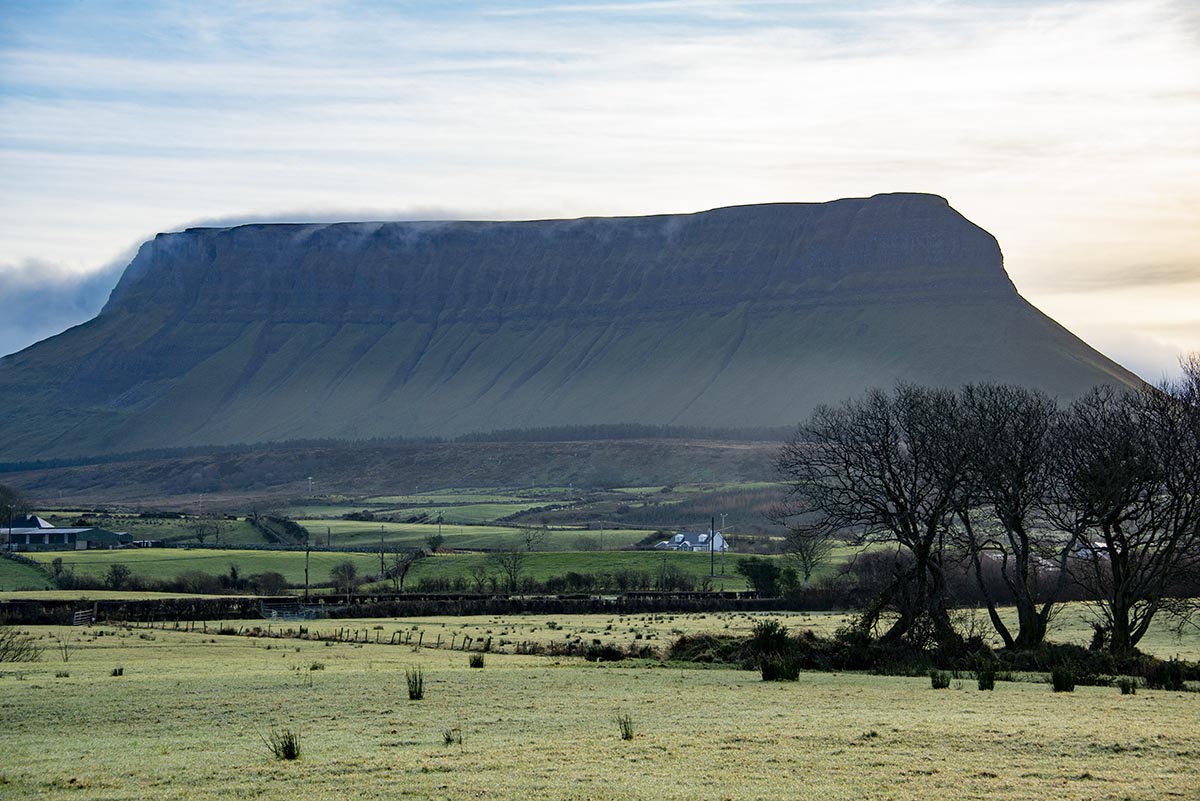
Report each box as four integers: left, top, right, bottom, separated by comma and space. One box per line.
0, 193, 1138, 459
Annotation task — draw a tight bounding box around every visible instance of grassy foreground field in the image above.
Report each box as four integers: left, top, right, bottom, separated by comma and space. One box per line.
0, 620, 1196, 801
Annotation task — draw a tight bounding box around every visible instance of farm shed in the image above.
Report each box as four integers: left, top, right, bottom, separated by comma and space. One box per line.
4, 526, 132, 552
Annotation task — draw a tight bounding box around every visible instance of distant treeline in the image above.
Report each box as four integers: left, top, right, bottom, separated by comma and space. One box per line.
0, 435, 442, 474
454, 423, 793, 443
0, 424, 789, 474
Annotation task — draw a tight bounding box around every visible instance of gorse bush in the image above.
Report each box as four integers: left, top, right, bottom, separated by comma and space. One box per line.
929, 670, 951, 689
1051, 666, 1076, 692
1117, 677, 1138, 695
468, 653, 485, 669
749, 619, 791, 657
584, 643, 625, 662
406, 667, 424, 700
976, 669, 996, 691
1143, 658, 1186, 691
760, 656, 801, 682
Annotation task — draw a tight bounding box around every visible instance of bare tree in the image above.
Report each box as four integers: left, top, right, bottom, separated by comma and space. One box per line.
1, 484, 29, 550
0, 484, 29, 516
1051, 368, 1200, 654
520, 525, 547, 552
0, 626, 42, 663
774, 385, 968, 647
467, 563, 491, 593
952, 384, 1073, 649
330, 560, 361, 601
765, 501, 836, 585
191, 518, 219, 545
491, 545, 526, 593
387, 549, 425, 592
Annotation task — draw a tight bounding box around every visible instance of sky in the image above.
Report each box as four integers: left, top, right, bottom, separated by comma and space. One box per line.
1, 0, 1197, 381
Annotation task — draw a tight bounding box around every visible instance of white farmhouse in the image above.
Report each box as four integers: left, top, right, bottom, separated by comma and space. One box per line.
654, 529, 730, 553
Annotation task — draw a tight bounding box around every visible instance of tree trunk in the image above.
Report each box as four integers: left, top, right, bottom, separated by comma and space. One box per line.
970, 548, 1014, 649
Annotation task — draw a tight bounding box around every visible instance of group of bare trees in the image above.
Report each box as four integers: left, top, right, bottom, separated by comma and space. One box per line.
772, 357, 1200, 655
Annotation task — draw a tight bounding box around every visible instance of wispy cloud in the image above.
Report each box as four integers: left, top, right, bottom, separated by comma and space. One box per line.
1028, 264, 1200, 292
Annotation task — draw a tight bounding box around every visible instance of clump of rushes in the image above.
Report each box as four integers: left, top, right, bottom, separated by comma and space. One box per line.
406, 667, 424, 700
615, 712, 634, 741
262, 729, 300, 760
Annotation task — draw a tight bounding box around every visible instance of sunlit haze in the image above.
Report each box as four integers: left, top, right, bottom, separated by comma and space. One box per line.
1, 0, 1197, 380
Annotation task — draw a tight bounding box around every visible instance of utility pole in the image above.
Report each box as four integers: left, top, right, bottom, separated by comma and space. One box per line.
720, 513, 727, 575
710, 516, 716, 577
304, 537, 310, 603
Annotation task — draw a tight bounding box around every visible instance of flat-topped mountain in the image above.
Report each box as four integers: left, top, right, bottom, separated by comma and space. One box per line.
0, 193, 1138, 459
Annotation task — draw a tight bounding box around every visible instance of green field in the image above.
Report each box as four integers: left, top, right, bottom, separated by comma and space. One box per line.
33, 480, 776, 553
0, 558, 56, 591
292, 519, 656, 551
24, 549, 381, 587
24, 548, 752, 591
0, 618, 1195, 800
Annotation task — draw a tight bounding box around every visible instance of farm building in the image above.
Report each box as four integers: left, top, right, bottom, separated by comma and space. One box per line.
4, 524, 132, 552
8, 514, 55, 529
654, 529, 730, 552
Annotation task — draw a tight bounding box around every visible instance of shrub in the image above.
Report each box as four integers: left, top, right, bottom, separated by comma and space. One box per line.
615, 712, 634, 741
1144, 658, 1186, 691
584, 644, 625, 662
468, 653, 485, 669
262, 728, 301, 760
976, 669, 996, 691
309, 662, 325, 671
929, 670, 951, 689
668, 634, 751, 664
1117, 677, 1138, 695
406, 667, 425, 700
111, 666, 124, 677
749, 619, 791, 658
760, 656, 801, 682
1051, 666, 1076, 692
443, 727, 463, 746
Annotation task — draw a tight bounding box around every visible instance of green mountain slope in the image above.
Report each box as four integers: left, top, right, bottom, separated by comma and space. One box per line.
0, 193, 1138, 459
